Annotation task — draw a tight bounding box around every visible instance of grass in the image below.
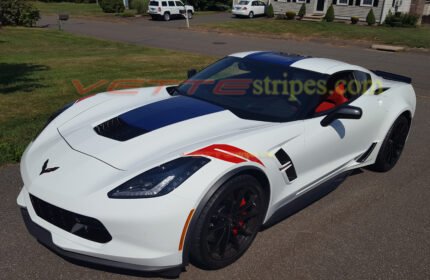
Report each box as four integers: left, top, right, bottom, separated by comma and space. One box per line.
31, 1, 107, 17
199, 19, 430, 49
31, 1, 138, 18
0, 27, 215, 165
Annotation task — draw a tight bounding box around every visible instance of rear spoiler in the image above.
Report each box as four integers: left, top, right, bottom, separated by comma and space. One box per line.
372, 70, 412, 84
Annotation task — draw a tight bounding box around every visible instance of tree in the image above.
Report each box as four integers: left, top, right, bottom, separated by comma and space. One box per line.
298, 3, 306, 19
324, 4, 334, 22
266, 3, 274, 18
366, 8, 376, 25
0, 0, 40, 27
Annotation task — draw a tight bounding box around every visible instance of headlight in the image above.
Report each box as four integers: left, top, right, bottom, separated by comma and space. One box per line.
108, 156, 210, 199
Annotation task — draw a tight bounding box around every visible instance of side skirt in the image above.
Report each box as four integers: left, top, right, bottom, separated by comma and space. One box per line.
261, 171, 351, 229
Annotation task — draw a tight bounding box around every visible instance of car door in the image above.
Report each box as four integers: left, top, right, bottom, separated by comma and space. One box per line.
250, 1, 259, 14
167, 0, 177, 15
175, 1, 185, 16
258, 1, 266, 14
299, 70, 385, 186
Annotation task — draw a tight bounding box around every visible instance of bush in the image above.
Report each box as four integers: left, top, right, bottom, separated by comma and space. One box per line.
285, 11, 296, 20
132, 0, 149, 14
0, 0, 40, 27
324, 4, 334, 22
298, 3, 306, 19
366, 8, 375, 25
384, 11, 418, 27
265, 3, 274, 18
99, 0, 125, 13
351, 16, 359, 24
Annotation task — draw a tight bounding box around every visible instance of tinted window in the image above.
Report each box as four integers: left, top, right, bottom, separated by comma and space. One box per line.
168, 1, 175, 6
176, 56, 328, 122
354, 71, 372, 94
175, 1, 183, 5
239, 1, 249, 4
149, 1, 159, 5
162, 1, 167, 6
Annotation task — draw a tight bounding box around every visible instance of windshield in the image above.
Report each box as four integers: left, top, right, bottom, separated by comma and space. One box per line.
149, 1, 159, 5
176, 55, 329, 122
238, 1, 249, 4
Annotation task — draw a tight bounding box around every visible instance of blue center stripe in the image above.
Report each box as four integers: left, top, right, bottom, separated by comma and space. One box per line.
119, 96, 225, 131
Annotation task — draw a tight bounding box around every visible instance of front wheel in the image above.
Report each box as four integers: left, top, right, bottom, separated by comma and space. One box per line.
190, 174, 267, 270
368, 115, 410, 172
249, 11, 254, 18
187, 10, 193, 19
163, 12, 170, 21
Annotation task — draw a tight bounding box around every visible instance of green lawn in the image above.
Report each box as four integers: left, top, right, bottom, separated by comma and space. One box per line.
199, 19, 430, 49
31, 1, 107, 17
0, 27, 214, 164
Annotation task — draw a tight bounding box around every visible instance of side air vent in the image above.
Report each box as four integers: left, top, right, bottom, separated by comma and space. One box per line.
275, 149, 298, 182
94, 117, 148, 141
357, 142, 377, 163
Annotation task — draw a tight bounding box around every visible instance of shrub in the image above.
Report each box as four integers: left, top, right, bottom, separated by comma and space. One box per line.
324, 4, 334, 22
132, 0, 149, 14
265, 3, 274, 18
366, 8, 375, 25
99, 0, 125, 13
285, 11, 296, 20
384, 11, 418, 27
0, 0, 40, 27
351, 16, 359, 24
298, 3, 306, 19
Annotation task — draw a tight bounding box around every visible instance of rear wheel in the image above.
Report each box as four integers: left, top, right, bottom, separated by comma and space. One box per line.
190, 174, 267, 269
369, 115, 410, 172
187, 10, 193, 19
163, 12, 170, 21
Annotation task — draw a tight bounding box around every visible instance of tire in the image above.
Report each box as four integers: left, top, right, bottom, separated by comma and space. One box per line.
190, 174, 267, 270
368, 115, 410, 172
150, 14, 157, 20
187, 10, 193, 19
163, 12, 170, 21
249, 11, 254, 18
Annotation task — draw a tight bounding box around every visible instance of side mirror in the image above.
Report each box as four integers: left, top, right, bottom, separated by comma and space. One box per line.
187, 69, 197, 79
321, 105, 362, 127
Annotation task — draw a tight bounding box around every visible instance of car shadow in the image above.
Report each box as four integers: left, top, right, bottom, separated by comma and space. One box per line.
0, 63, 48, 94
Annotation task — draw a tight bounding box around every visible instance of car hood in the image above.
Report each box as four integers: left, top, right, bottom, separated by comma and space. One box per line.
56, 87, 273, 170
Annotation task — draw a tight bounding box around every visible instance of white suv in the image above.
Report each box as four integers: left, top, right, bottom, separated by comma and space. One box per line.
232, 0, 266, 18
148, 0, 195, 21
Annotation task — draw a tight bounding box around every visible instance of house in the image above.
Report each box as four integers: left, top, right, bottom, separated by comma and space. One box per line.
271, 0, 429, 23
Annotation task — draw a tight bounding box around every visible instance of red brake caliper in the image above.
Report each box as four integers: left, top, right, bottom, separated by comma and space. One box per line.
233, 198, 247, 236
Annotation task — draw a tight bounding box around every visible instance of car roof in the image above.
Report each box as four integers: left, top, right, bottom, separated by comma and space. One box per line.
228, 51, 363, 75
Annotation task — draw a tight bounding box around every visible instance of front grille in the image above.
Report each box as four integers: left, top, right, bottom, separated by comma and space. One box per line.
30, 195, 112, 243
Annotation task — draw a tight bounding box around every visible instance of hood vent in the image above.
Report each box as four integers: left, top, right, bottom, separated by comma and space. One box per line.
94, 117, 148, 142
275, 149, 297, 182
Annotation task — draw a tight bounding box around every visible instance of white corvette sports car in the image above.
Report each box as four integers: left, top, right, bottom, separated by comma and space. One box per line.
18, 51, 416, 276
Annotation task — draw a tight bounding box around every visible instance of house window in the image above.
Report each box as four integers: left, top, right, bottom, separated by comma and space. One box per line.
361, 0, 373, 6
337, 0, 348, 5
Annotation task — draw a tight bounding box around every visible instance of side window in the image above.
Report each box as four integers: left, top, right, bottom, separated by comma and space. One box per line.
175, 1, 183, 6
353, 71, 372, 95
162, 1, 167, 6
252, 1, 258, 5
168, 1, 175, 6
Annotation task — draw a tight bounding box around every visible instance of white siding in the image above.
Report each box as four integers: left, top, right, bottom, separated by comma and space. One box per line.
273, 0, 416, 22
